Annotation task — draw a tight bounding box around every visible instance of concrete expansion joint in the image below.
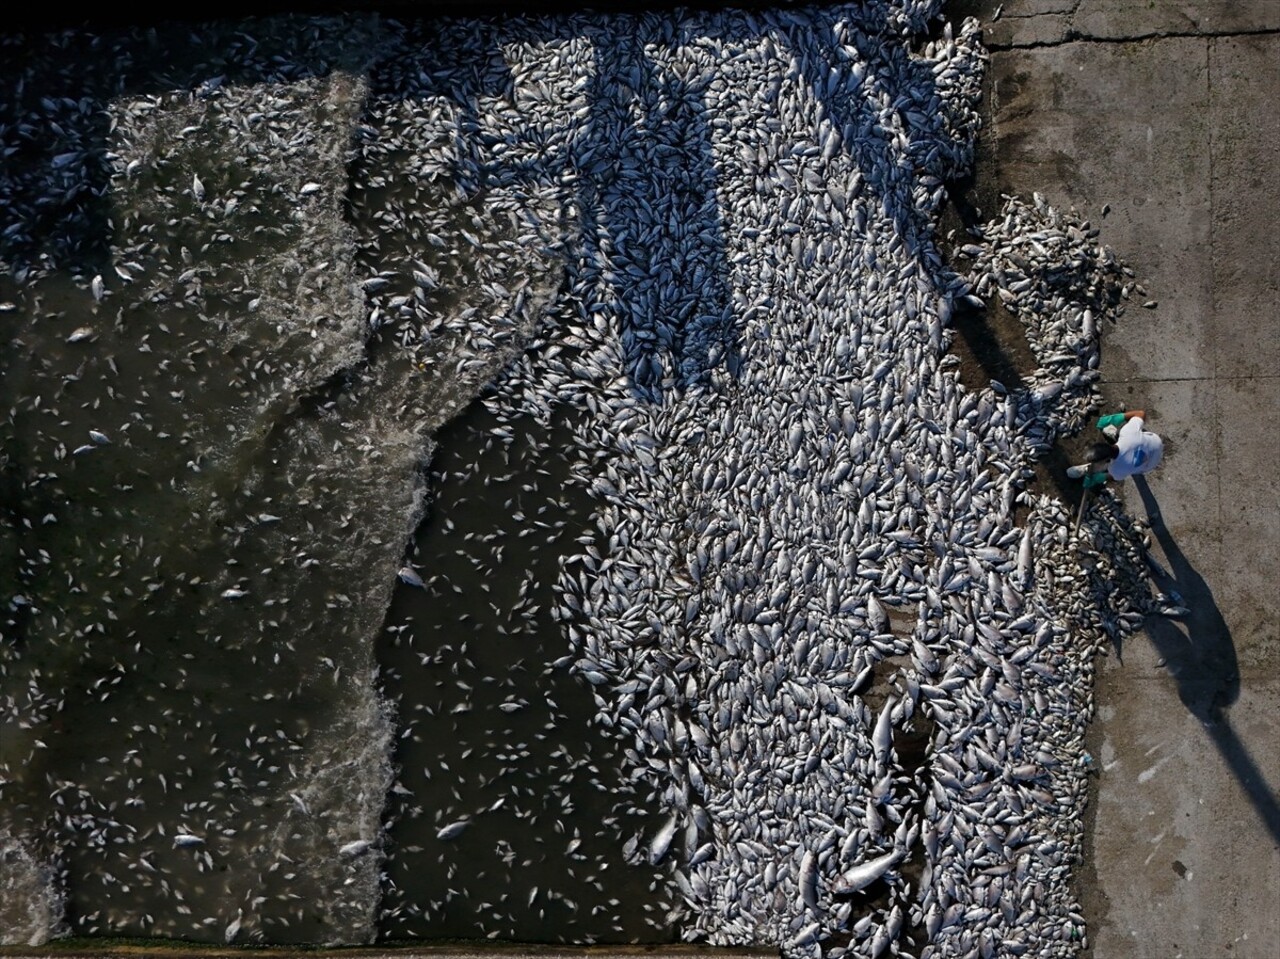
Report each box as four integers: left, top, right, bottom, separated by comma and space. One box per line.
1102, 374, 1280, 385
988, 25, 1280, 51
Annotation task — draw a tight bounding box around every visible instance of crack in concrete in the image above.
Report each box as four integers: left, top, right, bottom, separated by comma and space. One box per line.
988, 25, 1280, 51
1102, 374, 1280, 384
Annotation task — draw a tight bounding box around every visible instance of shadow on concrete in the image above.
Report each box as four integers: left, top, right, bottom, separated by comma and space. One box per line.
1132, 475, 1280, 847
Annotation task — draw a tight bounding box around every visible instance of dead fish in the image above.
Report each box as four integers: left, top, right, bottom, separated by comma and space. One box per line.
1017, 526, 1033, 583
872, 695, 896, 767
398, 566, 425, 588
799, 848, 819, 910
649, 813, 679, 865
832, 849, 901, 895
436, 820, 469, 841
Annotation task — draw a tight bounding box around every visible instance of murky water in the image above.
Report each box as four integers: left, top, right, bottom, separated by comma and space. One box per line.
377, 403, 676, 942
0, 12, 668, 946
0, 44, 397, 940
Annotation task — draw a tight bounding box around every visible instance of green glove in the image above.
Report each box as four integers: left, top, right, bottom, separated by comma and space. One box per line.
1096, 412, 1125, 429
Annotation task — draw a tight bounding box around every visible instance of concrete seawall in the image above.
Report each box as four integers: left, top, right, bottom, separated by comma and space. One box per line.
955, 0, 1280, 955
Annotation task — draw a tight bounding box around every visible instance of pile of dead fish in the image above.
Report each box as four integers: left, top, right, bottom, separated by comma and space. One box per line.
437, 3, 1137, 956
959, 192, 1132, 463
0, 1, 1163, 955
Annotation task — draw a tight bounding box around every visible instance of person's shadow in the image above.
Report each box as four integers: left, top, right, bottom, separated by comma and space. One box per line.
1132, 474, 1280, 846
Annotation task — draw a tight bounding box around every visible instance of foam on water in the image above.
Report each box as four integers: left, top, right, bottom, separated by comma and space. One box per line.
0, 833, 66, 946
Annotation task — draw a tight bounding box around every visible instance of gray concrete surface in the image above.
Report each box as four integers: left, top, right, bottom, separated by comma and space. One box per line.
968, 1, 1280, 955
984, 0, 1280, 48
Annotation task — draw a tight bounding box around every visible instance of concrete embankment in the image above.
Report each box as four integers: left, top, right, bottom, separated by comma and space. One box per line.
954, 0, 1280, 955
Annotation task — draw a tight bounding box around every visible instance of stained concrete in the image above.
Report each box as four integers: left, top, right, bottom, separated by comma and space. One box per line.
985, 0, 1280, 48
966, 0, 1280, 955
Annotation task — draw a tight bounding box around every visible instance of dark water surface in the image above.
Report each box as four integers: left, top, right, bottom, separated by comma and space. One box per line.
377, 403, 677, 942
0, 11, 669, 946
